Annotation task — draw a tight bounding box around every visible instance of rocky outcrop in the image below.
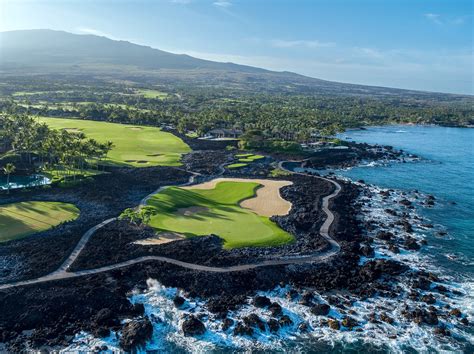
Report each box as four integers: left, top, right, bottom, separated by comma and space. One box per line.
253, 295, 271, 308
310, 303, 330, 316
119, 318, 153, 352
182, 315, 206, 336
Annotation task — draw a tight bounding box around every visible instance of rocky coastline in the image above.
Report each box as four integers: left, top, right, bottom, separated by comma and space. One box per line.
0, 146, 471, 352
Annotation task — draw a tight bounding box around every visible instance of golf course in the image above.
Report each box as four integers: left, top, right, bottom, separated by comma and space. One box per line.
0, 201, 80, 242
146, 180, 294, 248
227, 153, 265, 169
38, 117, 191, 167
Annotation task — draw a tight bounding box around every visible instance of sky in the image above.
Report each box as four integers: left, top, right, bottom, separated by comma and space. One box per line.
1, 0, 472, 94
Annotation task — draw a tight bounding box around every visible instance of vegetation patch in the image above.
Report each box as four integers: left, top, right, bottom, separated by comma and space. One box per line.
146, 181, 293, 248
136, 89, 168, 99
38, 117, 191, 167
0, 201, 79, 242
238, 154, 265, 162
269, 168, 292, 178
226, 153, 265, 169
227, 163, 248, 169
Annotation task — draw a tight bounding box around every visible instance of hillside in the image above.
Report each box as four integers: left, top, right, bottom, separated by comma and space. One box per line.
1, 29, 466, 99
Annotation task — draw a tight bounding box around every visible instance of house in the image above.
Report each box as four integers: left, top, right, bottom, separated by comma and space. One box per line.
207, 128, 243, 139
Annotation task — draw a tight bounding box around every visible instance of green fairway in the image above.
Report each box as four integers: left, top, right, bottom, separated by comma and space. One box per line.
227, 154, 265, 169
38, 117, 191, 167
137, 89, 168, 99
0, 201, 80, 242
238, 154, 265, 162
146, 181, 294, 248
227, 163, 248, 169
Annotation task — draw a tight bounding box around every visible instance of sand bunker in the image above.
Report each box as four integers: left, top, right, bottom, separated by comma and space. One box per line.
128, 127, 143, 130
183, 178, 293, 217
177, 206, 209, 216
134, 231, 185, 246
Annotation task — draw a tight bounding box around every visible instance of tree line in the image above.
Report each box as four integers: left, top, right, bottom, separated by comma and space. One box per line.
2, 81, 472, 146
0, 114, 114, 180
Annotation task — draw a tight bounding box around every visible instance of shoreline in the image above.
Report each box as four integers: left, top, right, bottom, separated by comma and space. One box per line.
0, 144, 472, 352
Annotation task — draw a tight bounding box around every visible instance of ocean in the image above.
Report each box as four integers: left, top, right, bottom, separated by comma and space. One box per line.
63, 125, 473, 353
338, 125, 474, 279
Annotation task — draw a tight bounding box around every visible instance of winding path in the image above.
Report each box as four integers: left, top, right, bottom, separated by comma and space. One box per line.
0, 161, 341, 290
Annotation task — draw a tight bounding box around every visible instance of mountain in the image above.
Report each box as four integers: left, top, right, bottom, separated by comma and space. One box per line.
0, 29, 268, 73
0, 29, 466, 98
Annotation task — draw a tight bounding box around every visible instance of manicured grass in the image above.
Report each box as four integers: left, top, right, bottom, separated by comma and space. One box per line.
238, 154, 265, 162
38, 117, 191, 167
0, 201, 80, 242
227, 163, 248, 169
42, 167, 107, 181
137, 89, 168, 99
146, 181, 294, 249
227, 154, 265, 169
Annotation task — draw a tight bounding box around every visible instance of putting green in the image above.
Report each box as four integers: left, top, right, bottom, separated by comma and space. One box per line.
0, 201, 80, 242
38, 117, 191, 167
146, 181, 294, 249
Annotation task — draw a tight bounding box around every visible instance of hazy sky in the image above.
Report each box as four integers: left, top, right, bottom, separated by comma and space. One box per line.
1, 0, 472, 94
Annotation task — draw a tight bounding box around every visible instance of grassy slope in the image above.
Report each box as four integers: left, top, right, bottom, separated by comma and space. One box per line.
146, 181, 294, 249
38, 117, 191, 167
0, 201, 80, 242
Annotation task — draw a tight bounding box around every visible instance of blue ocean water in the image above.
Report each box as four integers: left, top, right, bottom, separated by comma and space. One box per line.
338, 125, 474, 279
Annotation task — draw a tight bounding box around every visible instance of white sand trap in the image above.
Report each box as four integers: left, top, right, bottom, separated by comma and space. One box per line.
134, 231, 185, 245
183, 178, 293, 217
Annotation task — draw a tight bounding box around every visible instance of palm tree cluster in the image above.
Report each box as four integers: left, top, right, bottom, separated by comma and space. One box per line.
0, 114, 114, 180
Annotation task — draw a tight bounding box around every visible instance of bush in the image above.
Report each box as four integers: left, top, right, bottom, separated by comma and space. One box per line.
269, 168, 292, 177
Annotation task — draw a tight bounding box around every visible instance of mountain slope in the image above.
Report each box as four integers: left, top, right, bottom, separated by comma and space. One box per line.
0, 29, 268, 73
0, 29, 467, 98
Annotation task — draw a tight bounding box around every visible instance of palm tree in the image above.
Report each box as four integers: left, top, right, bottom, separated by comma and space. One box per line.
104, 141, 114, 159
3, 163, 16, 194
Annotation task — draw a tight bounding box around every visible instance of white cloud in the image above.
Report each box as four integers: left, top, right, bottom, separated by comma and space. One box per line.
213, 0, 232, 8
170, 0, 193, 4
354, 47, 385, 60
424, 13, 442, 25
451, 16, 469, 25
423, 13, 470, 26
75, 27, 116, 39
270, 39, 335, 49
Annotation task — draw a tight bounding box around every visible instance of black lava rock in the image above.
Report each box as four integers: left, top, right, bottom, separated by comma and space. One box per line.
182, 316, 206, 336
119, 318, 153, 351
268, 302, 283, 317
253, 296, 271, 308
173, 296, 185, 308
310, 303, 331, 316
